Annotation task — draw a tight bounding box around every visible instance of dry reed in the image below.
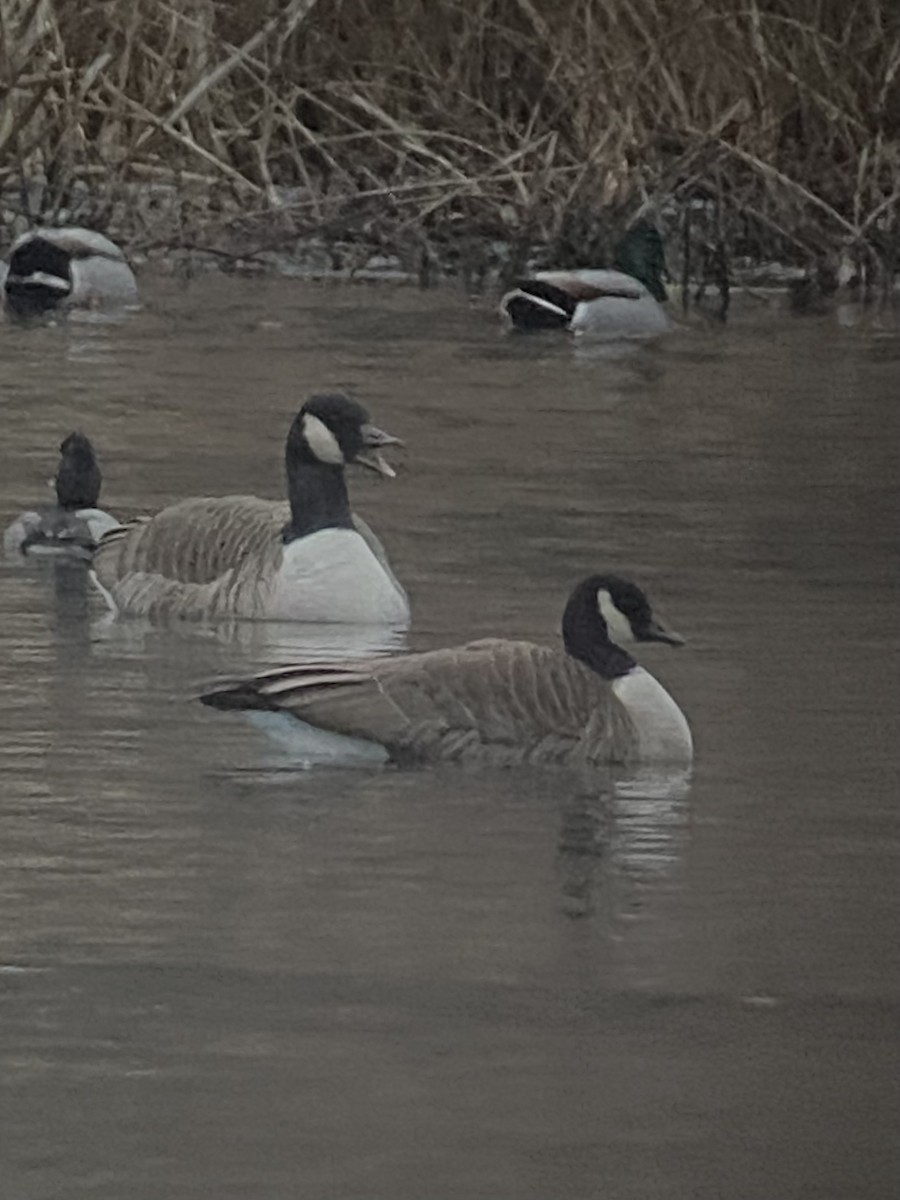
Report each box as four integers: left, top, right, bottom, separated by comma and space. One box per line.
1, 0, 899, 286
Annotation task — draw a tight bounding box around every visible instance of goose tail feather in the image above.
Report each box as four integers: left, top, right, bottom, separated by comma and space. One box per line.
200, 663, 371, 711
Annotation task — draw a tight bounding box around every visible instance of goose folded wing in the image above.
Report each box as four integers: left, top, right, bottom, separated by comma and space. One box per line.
202, 640, 626, 763
94, 496, 289, 586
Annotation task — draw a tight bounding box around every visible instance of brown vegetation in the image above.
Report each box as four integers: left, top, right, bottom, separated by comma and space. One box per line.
2, 0, 899, 287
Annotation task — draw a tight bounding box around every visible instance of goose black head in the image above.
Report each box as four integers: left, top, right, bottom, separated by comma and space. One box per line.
613, 220, 668, 303
287, 392, 402, 478
282, 393, 404, 543
562, 573, 684, 678
55, 432, 102, 509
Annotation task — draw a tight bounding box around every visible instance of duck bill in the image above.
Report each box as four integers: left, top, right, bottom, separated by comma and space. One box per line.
356, 423, 404, 478
641, 619, 685, 646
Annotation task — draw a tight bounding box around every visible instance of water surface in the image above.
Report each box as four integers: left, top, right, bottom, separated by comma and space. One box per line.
0, 277, 898, 1199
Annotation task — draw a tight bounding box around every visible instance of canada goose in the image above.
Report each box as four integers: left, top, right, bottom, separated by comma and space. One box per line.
500, 220, 670, 337
200, 574, 692, 767
91, 393, 410, 625
2, 227, 138, 317
3, 432, 119, 560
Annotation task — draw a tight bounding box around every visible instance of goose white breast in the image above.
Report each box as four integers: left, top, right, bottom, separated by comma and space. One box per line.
611, 667, 693, 763
268, 528, 410, 624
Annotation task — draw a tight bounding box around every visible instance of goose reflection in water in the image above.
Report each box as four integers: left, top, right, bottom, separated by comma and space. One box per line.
556, 767, 691, 920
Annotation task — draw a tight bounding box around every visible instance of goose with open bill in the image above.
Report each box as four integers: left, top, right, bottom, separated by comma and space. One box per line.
91, 393, 410, 625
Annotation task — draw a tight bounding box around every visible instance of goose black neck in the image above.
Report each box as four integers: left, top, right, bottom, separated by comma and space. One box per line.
562, 585, 636, 680
283, 457, 355, 542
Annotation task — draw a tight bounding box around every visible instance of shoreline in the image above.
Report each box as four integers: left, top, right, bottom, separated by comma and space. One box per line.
2, 182, 894, 312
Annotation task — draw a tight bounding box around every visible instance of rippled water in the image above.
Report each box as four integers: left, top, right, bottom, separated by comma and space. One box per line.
1, 276, 898, 1199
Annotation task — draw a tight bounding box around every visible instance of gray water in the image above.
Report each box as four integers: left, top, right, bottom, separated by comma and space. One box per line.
0, 276, 898, 1200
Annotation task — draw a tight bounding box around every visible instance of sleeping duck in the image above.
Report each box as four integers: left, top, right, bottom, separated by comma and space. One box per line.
2, 227, 138, 317
500, 220, 670, 338
4, 432, 119, 560
91, 393, 410, 626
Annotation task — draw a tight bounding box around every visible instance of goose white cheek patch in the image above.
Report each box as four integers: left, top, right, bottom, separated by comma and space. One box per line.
597, 588, 636, 643
302, 414, 344, 465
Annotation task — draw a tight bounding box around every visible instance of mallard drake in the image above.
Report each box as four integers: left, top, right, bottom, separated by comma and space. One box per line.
3, 432, 119, 560
201, 573, 692, 768
500, 220, 670, 337
2, 227, 138, 316
91, 393, 410, 625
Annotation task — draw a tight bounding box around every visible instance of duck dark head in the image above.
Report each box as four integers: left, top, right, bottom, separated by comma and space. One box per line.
562, 573, 684, 679
613, 220, 668, 303
55, 432, 102, 509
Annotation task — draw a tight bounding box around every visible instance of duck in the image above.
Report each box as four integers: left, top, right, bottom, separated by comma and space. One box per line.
500, 220, 670, 337
2, 227, 138, 317
3, 432, 119, 560
90, 392, 410, 625
200, 573, 692, 768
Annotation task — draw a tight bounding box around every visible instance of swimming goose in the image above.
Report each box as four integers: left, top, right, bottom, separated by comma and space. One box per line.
200, 574, 692, 767
2, 227, 138, 317
91, 393, 410, 625
500, 220, 670, 337
3, 432, 119, 560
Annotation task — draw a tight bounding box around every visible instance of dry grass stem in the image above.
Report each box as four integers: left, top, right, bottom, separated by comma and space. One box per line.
0, 0, 897, 286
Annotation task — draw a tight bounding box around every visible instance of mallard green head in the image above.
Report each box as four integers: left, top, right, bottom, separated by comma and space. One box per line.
613, 220, 668, 302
